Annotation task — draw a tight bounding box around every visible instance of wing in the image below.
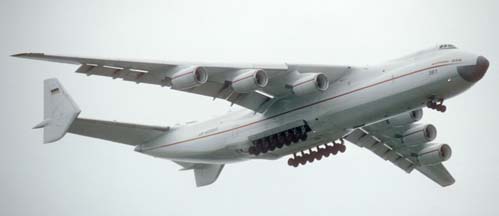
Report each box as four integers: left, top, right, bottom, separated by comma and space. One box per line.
415, 164, 454, 187
344, 109, 455, 187
13, 53, 353, 112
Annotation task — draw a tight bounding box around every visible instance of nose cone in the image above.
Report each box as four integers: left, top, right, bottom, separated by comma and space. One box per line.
458, 56, 490, 82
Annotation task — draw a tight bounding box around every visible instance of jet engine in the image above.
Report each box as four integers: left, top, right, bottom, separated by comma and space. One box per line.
171, 66, 208, 90
401, 124, 437, 146
417, 143, 452, 166
231, 69, 268, 93
291, 73, 329, 96
368, 109, 423, 129
386, 109, 423, 126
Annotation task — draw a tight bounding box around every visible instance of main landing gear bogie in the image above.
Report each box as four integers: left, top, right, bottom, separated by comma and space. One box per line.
287, 139, 347, 167
248, 124, 311, 156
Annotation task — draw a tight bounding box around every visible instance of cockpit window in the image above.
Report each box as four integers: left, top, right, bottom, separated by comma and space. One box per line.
439, 44, 457, 49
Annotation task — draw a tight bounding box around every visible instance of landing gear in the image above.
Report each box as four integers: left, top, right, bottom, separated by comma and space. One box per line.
248, 123, 311, 156
254, 140, 263, 155
427, 97, 447, 113
261, 138, 270, 153
287, 138, 347, 167
287, 156, 297, 167
269, 135, 278, 151
277, 133, 286, 148
300, 134, 307, 142
292, 127, 302, 143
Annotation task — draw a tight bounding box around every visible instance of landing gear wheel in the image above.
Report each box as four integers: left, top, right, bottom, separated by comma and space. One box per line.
254, 144, 262, 156
287, 130, 298, 144
306, 154, 314, 163
284, 131, 293, 146
285, 133, 292, 145
338, 144, 346, 153
290, 159, 299, 167
437, 105, 447, 112
271, 135, 279, 151
261, 139, 269, 153
292, 128, 302, 143
292, 133, 300, 143
269, 136, 277, 151
269, 143, 276, 151
248, 146, 256, 155
323, 150, 331, 157
278, 141, 285, 149
299, 157, 307, 165
300, 133, 308, 141
277, 133, 286, 148
330, 146, 339, 155
315, 152, 323, 160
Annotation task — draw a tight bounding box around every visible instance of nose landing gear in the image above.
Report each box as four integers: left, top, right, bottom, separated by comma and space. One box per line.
287, 139, 346, 167
427, 97, 447, 113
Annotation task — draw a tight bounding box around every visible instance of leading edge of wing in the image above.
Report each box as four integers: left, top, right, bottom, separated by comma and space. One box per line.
11, 52, 288, 70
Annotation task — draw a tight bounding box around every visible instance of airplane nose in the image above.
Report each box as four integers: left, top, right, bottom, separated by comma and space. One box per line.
458, 56, 490, 82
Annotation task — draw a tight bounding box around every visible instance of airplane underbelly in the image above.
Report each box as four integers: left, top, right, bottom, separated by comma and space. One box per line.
143, 66, 456, 163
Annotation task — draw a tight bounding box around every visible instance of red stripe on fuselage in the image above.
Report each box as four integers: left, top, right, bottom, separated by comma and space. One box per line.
172, 71, 194, 79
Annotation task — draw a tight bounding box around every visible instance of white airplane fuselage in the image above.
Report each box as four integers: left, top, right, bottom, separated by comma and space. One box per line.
135, 48, 484, 164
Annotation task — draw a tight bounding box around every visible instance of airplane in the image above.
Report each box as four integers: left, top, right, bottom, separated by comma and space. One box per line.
12, 44, 489, 187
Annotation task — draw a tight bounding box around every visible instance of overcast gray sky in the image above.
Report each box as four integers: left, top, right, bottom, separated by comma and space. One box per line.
1, 0, 498, 215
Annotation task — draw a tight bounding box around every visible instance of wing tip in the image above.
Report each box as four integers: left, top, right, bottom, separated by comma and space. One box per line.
10, 53, 25, 57
10, 52, 45, 58
440, 178, 456, 187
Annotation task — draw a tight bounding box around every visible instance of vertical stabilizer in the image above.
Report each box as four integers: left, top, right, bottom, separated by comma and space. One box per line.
194, 164, 225, 187
34, 78, 81, 143
173, 161, 225, 187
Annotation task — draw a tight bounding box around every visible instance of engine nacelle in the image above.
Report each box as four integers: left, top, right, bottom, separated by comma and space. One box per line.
370, 109, 423, 129
171, 66, 208, 90
291, 73, 329, 96
401, 124, 437, 146
231, 69, 268, 93
417, 143, 452, 166
387, 109, 423, 126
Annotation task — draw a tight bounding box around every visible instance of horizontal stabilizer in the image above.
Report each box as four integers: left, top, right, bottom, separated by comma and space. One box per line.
68, 118, 169, 146
34, 79, 170, 146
